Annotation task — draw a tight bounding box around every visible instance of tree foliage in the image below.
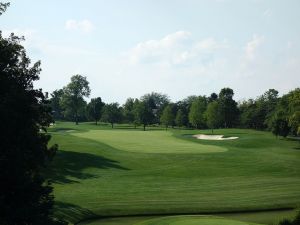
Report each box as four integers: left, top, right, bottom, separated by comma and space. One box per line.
123, 98, 136, 124
49, 89, 64, 120
0, 2, 9, 15
60, 75, 90, 125
87, 97, 104, 125
140, 92, 170, 123
101, 103, 122, 128
175, 109, 187, 128
160, 104, 175, 130
205, 101, 220, 133
135, 101, 154, 131
218, 88, 239, 128
188, 96, 207, 129
0, 29, 65, 225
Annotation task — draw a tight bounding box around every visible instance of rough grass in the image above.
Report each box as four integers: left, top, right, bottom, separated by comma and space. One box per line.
48, 122, 300, 224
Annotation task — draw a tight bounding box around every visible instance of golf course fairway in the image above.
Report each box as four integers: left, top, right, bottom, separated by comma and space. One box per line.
48, 122, 300, 224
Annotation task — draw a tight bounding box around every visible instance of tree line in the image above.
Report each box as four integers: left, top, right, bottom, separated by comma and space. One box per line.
50, 75, 300, 137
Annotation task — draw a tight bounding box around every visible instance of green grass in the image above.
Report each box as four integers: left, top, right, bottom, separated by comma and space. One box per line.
48, 122, 300, 224
81, 216, 262, 225
72, 129, 226, 153
80, 210, 297, 225
133, 215, 262, 225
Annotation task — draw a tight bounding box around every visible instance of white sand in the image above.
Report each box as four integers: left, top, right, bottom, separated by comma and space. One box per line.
193, 134, 238, 140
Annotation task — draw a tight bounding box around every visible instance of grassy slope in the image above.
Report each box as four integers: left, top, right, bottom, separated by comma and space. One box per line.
48, 122, 300, 224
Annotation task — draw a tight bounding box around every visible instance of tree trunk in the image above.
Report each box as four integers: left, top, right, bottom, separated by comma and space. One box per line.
111, 123, 114, 129
95, 120, 98, 125
143, 124, 146, 131
166, 125, 168, 131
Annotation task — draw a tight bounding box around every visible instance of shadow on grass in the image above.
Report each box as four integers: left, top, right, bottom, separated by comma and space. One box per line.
54, 201, 97, 224
46, 150, 129, 184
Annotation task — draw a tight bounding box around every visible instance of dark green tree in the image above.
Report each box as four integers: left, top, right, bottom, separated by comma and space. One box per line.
87, 97, 104, 125
208, 92, 218, 103
0, 25, 65, 225
205, 101, 220, 133
160, 104, 175, 130
271, 110, 290, 138
218, 88, 239, 128
140, 92, 170, 123
61, 75, 90, 125
135, 101, 154, 131
132, 98, 141, 128
289, 111, 300, 136
101, 103, 122, 128
175, 109, 187, 128
188, 96, 207, 129
49, 89, 64, 121
123, 98, 135, 125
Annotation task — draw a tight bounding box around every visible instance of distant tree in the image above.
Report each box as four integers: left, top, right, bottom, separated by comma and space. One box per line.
101, 103, 122, 128
160, 105, 175, 130
60, 75, 90, 125
175, 109, 187, 128
289, 111, 300, 136
271, 110, 290, 138
269, 88, 300, 138
205, 101, 220, 133
123, 98, 135, 125
87, 97, 104, 125
135, 101, 154, 131
176, 100, 191, 127
218, 88, 239, 128
49, 89, 64, 121
141, 92, 170, 123
262, 89, 279, 128
239, 99, 257, 129
189, 96, 207, 129
132, 98, 141, 128
0, 24, 65, 224
208, 92, 218, 103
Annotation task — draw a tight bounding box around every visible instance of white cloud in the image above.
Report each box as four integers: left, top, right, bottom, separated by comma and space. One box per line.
126, 31, 228, 66
245, 34, 264, 60
65, 19, 94, 33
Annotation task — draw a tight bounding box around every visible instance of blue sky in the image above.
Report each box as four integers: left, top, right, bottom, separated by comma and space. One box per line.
1, 0, 300, 103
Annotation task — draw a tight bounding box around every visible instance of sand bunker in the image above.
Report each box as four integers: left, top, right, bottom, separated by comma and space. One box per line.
193, 134, 238, 140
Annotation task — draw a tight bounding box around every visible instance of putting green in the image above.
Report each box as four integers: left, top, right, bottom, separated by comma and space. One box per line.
72, 130, 226, 154
133, 216, 262, 225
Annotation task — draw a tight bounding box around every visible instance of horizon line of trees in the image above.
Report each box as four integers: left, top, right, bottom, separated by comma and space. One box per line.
50, 75, 300, 137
